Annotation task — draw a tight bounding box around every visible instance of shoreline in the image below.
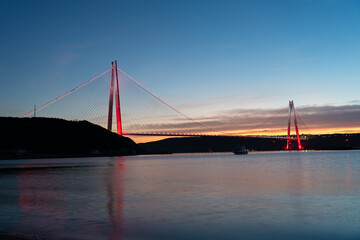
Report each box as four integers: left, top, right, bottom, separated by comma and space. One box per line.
2, 148, 360, 160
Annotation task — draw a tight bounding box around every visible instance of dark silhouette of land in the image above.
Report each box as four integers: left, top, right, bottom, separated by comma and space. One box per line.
0, 117, 140, 159
139, 134, 360, 154
1, 117, 359, 158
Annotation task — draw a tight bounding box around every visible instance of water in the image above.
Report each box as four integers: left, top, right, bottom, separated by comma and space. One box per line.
1, 151, 360, 240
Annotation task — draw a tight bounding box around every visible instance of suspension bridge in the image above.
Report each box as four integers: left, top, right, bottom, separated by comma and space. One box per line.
21, 60, 309, 150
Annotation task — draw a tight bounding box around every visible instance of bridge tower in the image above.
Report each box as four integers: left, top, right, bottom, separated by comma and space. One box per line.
285, 100, 303, 150
107, 60, 123, 135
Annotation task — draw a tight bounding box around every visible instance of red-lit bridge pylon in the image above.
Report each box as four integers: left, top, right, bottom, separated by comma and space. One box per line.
285, 100, 303, 150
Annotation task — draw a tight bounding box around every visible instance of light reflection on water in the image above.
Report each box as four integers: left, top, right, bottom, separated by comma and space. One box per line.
1, 151, 360, 240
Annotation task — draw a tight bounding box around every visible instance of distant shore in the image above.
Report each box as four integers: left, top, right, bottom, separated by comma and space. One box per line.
139, 134, 360, 154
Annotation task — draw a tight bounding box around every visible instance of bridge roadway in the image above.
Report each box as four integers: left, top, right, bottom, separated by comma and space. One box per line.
123, 133, 307, 141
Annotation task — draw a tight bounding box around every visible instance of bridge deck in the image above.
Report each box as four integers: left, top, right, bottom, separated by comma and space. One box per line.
123, 133, 307, 141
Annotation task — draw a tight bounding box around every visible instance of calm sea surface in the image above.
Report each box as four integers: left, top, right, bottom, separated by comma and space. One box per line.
1, 151, 360, 240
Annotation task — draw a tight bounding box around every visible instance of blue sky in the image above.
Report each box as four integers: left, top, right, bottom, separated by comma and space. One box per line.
1, 0, 360, 136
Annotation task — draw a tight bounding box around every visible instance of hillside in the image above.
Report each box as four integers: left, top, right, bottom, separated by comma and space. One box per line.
0, 117, 141, 159
139, 134, 360, 154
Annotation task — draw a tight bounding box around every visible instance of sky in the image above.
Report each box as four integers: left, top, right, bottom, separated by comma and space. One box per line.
1, 0, 360, 142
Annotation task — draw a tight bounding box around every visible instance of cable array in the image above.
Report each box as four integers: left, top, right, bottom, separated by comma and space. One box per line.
118, 68, 223, 135
21, 66, 310, 138
21, 69, 112, 129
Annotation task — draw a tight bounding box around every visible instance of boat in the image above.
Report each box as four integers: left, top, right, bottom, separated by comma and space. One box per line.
233, 146, 248, 155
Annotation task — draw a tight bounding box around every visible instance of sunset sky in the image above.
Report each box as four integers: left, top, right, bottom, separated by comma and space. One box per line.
1, 0, 360, 142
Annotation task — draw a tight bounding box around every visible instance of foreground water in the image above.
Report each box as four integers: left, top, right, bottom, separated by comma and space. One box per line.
1, 151, 360, 240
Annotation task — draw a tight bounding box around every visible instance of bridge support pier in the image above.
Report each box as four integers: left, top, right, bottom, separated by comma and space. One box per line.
107, 60, 123, 135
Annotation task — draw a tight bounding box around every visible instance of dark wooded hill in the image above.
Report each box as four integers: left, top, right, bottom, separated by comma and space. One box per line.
0, 117, 141, 159
139, 134, 360, 154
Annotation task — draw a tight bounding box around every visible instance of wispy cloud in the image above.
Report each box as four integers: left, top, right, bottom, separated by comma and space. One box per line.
130, 103, 360, 135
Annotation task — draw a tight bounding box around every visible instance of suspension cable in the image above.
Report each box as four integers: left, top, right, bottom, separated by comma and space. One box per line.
294, 106, 310, 131
21, 68, 111, 118
117, 67, 223, 135
236, 106, 289, 135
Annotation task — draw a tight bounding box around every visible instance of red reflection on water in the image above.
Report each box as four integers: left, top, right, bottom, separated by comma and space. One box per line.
107, 160, 125, 240
15, 159, 127, 240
